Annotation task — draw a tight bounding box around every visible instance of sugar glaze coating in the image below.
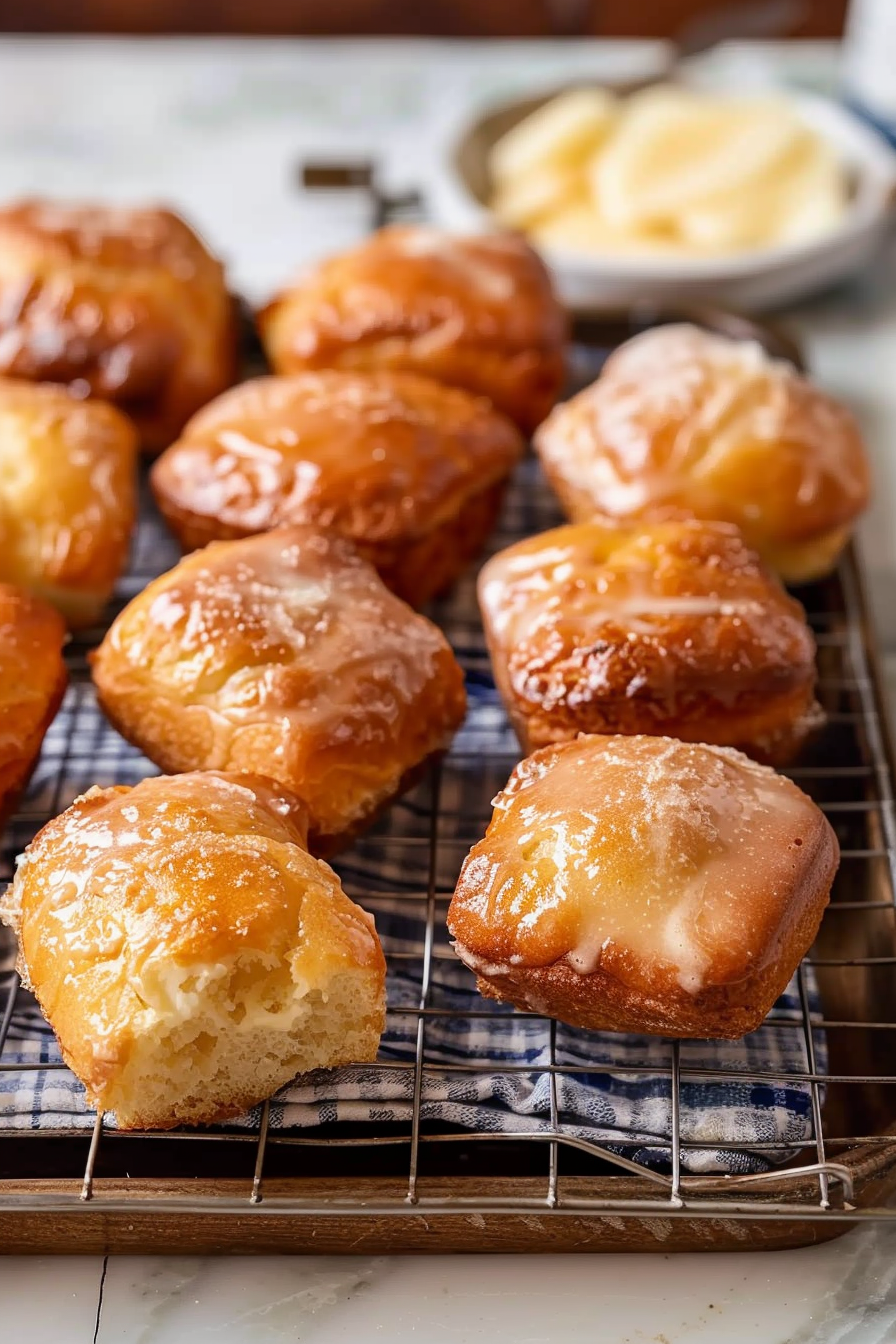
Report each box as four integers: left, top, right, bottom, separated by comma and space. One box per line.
151, 369, 523, 605
449, 735, 838, 1038
534, 323, 869, 582
259, 225, 567, 433
0, 200, 236, 452
90, 527, 467, 852
0, 376, 137, 627
0, 771, 386, 1128
478, 518, 822, 762
0, 583, 67, 827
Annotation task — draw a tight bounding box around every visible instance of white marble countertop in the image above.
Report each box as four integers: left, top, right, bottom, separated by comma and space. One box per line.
2, 35, 896, 1341
4, 1223, 896, 1342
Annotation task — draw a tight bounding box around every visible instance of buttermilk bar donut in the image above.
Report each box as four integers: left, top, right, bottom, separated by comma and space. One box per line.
478, 518, 823, 764
0, 200, 237, 453
150, 369, 524, 608
0, 584, 67, 829
258, 225, 567, 434
89, 526, 467, 855
0, 377, 137, 628
0, 771, 386, 1129
448, 736, 838, 1039
533, 323, 870, 583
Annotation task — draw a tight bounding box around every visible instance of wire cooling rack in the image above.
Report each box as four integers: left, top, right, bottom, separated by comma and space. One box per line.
2, 305, 896, 1253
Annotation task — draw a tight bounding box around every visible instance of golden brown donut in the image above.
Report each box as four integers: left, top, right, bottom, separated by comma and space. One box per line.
150, 369, 524, 607
0, 377, 138, 627
534, 323, 870, 582
448, 735, 838, 1039
479, 518, 823, 764
0, 770, 386, 1129
258, 225, 567, 433
0, 584, 67, 828
90, 527, 467, 854
0, 200, 237, 453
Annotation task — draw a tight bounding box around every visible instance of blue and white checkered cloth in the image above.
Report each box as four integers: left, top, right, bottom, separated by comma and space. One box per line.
0, 920, 823, 1175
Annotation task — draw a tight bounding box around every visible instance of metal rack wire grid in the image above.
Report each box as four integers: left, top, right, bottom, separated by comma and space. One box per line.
1, 314, 896, 1245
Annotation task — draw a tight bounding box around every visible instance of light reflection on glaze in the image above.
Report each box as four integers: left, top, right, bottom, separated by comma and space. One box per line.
90, 527, 467, 840
534, 323, 870, 564
449, 735, 829, 996
151, 369, 523, 546
0, 379, 137, 624
478, 518, 820, 740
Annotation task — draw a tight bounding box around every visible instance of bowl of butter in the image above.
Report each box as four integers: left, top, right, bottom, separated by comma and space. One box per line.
436, 82, 896, 311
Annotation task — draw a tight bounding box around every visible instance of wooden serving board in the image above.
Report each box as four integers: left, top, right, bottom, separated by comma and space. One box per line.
5, 1167, 895, 1256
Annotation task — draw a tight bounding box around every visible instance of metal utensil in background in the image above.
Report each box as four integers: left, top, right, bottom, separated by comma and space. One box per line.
299, 161, 422, 231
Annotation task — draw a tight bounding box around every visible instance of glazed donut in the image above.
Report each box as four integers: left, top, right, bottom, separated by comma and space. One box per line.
0, 583, 67, 829
0, 770, 386, 1129
0, 377, 137, 627
151, 369, 523, 607
0, 200, 237, 453
534, 323, 870, 582
90, 526, 467, 854
478, 517, 822, 764
448, 735, 838, 1039
258, 225, 567, 433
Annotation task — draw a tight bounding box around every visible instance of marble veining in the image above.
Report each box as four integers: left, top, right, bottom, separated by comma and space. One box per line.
2, 1226, 885, 1343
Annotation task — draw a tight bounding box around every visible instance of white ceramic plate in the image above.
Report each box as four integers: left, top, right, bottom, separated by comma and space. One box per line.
432, 85, 896, 312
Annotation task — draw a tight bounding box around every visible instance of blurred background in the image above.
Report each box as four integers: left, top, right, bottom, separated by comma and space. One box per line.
0, 1, 849, 38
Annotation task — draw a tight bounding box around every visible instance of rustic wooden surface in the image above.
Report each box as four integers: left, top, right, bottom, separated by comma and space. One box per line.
3, 1153, 896, 1255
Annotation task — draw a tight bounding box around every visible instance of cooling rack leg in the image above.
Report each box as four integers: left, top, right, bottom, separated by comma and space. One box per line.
406, 763, 442, 1206
547, 1019, 559, 1209
250, 1099, 271, 1205
670, 1040, 684, 1209
798, 966, 831, 1210
80, 1113, 104, 1202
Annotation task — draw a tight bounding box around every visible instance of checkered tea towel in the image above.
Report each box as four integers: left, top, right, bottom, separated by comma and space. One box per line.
0, 899, 824, 1176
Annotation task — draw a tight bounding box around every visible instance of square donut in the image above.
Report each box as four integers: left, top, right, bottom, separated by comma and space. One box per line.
257, 225, 568, 434
448, 735, 839, 1039
150, 369, 524, 608
0, 583, 67, 828
532, 323, 869, 583
0, 378, 137, 628
0, 200, 237, 453
478, 518, 822, 765
90, 526, 467, 854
